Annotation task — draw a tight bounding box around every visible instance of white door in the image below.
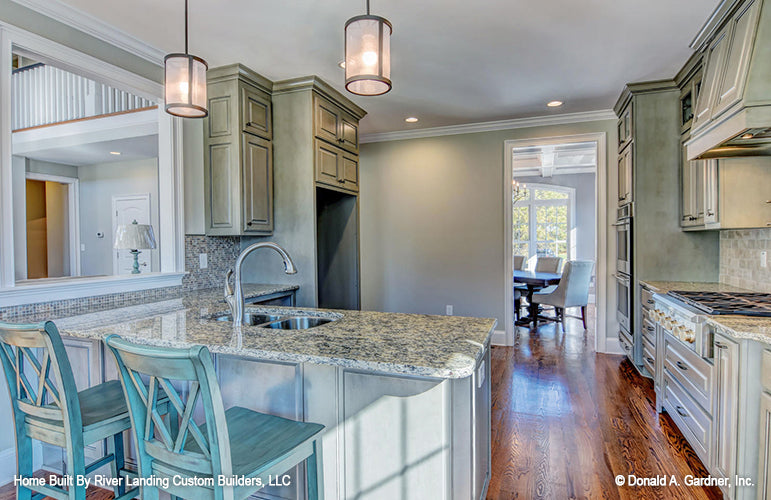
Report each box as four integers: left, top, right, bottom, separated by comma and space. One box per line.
112, 194, 151, 275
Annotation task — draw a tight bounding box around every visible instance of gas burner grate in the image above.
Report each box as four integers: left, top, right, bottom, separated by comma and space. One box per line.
667, 291, 771, 316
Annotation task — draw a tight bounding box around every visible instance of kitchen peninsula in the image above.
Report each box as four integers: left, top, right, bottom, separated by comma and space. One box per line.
5, 286, 495, 500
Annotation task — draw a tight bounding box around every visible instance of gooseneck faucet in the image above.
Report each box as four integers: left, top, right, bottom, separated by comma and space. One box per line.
225, 242, 297, 327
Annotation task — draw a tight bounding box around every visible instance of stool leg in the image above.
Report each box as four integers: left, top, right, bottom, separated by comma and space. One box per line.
109, 432, 126, 496
65, 443, 86, 500
306, 439, 324, 500
15, 433, 33, 500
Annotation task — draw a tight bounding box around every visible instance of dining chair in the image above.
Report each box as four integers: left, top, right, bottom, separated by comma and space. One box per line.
0, 321, 136, 500
535, 256, 563, 274
531, 260, 594, 331
513, 255, 527, 271
105, 334, 325, 500
513, 255, 528, 319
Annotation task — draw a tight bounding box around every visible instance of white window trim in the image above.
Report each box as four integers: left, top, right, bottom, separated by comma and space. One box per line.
503, 132, 610, 353
0, 24, 186, 305
512, 183, 575, 263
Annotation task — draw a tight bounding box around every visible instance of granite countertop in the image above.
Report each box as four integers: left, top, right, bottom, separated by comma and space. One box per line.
640, 280, 752, 294
9, 287, 495, 379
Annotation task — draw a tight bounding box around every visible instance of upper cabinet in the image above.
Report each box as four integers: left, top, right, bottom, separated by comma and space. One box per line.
617, 105, 633, 152
204, 64, 274, 236
314, 94, 359, 154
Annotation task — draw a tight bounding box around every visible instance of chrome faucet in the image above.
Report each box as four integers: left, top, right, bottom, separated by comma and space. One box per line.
225, 242, 297, 327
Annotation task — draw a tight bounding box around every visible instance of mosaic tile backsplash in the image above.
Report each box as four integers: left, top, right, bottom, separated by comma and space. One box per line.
0, 235, 242, 321
720, 228, 771, 293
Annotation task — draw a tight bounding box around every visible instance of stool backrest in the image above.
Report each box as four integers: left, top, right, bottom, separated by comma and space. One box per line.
0, 321, 82, 439
105, 335, 231, 478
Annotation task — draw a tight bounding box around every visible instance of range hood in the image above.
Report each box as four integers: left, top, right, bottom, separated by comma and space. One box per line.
686, 0, 771, 160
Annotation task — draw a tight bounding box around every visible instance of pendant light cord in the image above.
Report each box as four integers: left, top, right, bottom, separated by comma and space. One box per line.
366, 0, 370, 15
184, 0, 189, 55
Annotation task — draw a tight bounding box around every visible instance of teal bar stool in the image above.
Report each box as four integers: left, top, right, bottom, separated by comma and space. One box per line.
0, 321, 136, 500
105, 334, 325, 500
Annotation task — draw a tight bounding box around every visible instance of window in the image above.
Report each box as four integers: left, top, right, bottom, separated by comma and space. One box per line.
512, 184, 573, 263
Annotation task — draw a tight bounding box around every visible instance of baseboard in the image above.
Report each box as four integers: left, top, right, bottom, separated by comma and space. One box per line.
0, 447, 16, 486
602, 337, 624, 355
491, 329, 509, 346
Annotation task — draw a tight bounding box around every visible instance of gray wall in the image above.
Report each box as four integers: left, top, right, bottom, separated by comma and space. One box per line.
359, 120, 617, 331
78, 158, 160, 276
513, 172, 596, 265
183, 119, 206, 235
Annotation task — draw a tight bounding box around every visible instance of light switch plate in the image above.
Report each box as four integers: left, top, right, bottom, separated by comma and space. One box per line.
446, 305, 453, 315
199, 253, 208, 269
761, 251, 767, 269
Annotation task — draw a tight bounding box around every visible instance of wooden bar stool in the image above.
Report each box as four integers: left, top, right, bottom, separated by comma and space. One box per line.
105, 334, 325, 500
0, 321, 137, 500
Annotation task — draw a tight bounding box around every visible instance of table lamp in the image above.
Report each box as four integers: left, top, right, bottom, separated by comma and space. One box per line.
114, 220, 156, 274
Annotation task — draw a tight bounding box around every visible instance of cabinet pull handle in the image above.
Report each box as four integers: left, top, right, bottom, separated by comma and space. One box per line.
646, 357, 654, 364
647, 326, 654, 332
675, 406, 689, 418
338, 178, 346, 183
715, 342, 727, 349
647, 299, 655, 305
676, 361, 688, 371
707, 211, 714, 216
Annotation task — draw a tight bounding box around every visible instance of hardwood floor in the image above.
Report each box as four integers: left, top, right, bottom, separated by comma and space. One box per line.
486, 306, 722, 499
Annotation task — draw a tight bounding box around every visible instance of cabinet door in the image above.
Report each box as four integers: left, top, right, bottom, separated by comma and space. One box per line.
241, 85, 272, 140
759, 392, 771, 500
242, 133, 273, 233
340, 112, 360, 154
340, 152, 359, 193
617, 145, 632, 206
314, 95, 342, 146
692, 25, 732, 131
681, 139, 697, 226
712, 334, 738, 483
315, 139, 342, 187
617, 106, 633, 152
712, 0, 761, 120
703, 160, 719, 224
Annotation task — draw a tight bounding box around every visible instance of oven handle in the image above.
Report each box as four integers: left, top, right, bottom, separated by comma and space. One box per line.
612, 220, 631, 227
613, 274, 631, 286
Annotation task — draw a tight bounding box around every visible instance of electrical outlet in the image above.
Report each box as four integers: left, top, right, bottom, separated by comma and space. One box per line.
199, 253, 208, 269
762, 251, 768, 269
446, 305, 453, 316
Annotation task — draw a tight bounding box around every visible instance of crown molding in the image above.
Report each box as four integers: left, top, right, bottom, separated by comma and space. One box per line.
360, 109, 617, 144
9, 0, 165, 64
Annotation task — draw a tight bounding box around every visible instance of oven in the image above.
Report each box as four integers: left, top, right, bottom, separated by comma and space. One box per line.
614, 272, 632, 333
614, 206, 632, 275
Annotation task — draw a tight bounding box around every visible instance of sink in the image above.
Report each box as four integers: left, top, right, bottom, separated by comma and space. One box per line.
259, 316, 334, 330
211, 312, 282, 326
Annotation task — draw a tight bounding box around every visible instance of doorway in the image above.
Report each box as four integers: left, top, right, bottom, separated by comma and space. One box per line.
503, 133, 608, 351
112, 193, 152, 275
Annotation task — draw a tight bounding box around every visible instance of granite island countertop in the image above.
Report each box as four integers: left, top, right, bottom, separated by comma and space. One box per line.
7, 287, 495, 379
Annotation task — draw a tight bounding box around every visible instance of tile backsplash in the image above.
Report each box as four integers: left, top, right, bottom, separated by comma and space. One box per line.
181, 235, 241, 291
720, 228, 771, 293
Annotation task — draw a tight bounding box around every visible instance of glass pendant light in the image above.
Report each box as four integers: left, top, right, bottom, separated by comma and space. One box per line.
345, 0, 392, 96
164, 0, 208, 118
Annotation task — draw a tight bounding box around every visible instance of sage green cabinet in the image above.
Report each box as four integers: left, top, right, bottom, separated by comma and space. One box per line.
692, 0, 762, 132
617, 142, 633, 207
617, 105, 633, 152
680, 139, 704, 227
314, 139, 359, 193
314, 94, 359, 154
712, 334, 739, 493
204, 64, 274, 235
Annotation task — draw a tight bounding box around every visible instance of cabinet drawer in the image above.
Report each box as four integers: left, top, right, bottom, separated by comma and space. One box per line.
664, 334, 713, 412
642, 338, 655, 378
663, 372, 712, 462
640, 287, 656, 311
642, 318, 656, 346
763, 349, 771, 393
619, 329, 633, 359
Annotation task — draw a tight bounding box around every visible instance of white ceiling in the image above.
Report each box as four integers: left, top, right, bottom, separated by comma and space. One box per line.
20, 135, 158, 166
53, 0, 719, 135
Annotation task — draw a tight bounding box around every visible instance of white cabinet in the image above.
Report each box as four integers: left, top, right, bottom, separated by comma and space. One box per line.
703, 160, 719, 225
712, 334, 739, 496
759, 392, 771, 500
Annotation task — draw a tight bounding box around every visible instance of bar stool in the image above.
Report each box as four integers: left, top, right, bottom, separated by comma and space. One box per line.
105, 334, 325, 500
0, 321, 136, 500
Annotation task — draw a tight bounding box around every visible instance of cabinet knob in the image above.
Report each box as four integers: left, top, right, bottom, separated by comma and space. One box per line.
246, 221, 253, 226
338, 178, 345, 183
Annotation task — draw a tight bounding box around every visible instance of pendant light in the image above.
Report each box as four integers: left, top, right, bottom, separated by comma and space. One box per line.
164, 0, 208, 118
344, 0, 392, 96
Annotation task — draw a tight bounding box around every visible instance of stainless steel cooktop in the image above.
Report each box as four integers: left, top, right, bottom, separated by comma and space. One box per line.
667, 290, 771, 316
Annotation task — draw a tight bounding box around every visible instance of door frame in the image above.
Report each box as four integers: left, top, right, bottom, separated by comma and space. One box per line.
25, 171, 81, 277
502, 132, 609, 352
112, 193, 151, 275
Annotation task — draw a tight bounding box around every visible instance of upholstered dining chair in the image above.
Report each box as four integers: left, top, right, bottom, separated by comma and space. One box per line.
105, 334, 325, 500
535, 256, 563, 274
0, 321, 136, 500
531, 260, 594, 331
513, 255, 528, 319
513, 255, 527, 271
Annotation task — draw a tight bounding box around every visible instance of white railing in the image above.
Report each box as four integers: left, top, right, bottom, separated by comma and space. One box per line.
11, 63, 154, 131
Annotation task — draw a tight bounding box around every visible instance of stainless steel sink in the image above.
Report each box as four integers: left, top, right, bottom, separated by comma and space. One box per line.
259, 316, 334, 330
212, 312, 282, 326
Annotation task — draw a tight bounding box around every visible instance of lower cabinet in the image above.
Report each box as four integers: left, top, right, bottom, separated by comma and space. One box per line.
712, 333, 739, 492
759, 392, 771, 500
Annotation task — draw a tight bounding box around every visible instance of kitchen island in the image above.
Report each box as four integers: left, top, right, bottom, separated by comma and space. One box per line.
9, 287, 495, 500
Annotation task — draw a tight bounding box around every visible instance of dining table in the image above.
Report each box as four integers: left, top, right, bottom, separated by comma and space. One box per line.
513, 269, 562, 327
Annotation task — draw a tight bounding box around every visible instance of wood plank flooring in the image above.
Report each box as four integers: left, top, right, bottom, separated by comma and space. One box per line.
486, 306, 722, 499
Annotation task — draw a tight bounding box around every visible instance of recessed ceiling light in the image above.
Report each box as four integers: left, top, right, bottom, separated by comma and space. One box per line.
405, 117, 419, 123
338, 60, 346, 69
110, 151, 121, 155
547, 100, 563, 107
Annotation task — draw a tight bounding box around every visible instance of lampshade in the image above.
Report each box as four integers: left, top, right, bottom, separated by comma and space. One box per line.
165, 54, 208, 117
114, 221, 157, 250
345, 12, 392, 96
